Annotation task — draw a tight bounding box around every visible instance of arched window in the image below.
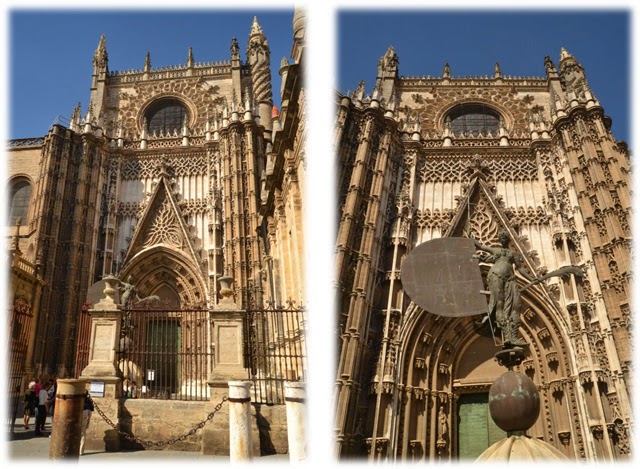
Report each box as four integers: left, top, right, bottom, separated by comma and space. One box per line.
7, 179, 32, 225
145, 98, 189, 135
446, 103, 501, 137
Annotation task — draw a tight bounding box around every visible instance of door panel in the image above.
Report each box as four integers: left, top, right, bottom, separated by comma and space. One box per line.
457, 393, 506, 460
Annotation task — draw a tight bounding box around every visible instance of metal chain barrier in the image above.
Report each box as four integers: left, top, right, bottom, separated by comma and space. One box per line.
88, 394, 228, 448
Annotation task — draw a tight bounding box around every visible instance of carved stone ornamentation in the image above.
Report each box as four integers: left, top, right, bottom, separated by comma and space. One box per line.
558, 431, 571, 446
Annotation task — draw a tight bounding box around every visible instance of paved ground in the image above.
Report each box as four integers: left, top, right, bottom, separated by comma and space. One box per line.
5, 416, 286, 461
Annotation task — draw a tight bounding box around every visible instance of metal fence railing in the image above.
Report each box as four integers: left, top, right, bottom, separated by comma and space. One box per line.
73, 302, 93, 379
83, 299, 307, 405
8, 302, 34, 431
116, 302, 211, 401
244, 301, 307, 404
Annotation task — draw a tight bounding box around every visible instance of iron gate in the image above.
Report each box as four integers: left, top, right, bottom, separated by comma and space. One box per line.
116, 301, 211, 401
7, 301, 34, 431
244, 300, 307, 404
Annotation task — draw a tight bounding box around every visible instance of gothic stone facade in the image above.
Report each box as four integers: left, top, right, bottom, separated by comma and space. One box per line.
333, 47, 631, 461
6, 14, 306, 379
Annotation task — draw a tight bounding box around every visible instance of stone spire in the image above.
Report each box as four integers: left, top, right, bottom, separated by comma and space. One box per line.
246, 16, 273, 131
558, 47, 586, 96
250, 15, 264, 36
93, 34, 108, 69
375, 46, 399, 103
144, 52, 151, 72
443, 63, 451, 78
90, 36, 109, 126
187, 46, 194, 67
494, 62, 502, 79
379, 46, 399, 73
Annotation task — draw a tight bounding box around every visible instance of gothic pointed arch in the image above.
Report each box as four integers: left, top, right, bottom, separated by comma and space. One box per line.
119, 246, 206, 305
119, 174, 207, 304
391, 282, 583, 460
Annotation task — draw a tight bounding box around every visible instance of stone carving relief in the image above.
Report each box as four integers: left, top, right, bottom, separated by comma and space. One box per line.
418, 155, 537, 182
108, 78, 223, 135
504, 206, 550, 226
468, 198, 500, 246
143, 198, 182, 248
417, 88, 531, 135
120, 153, 208, 180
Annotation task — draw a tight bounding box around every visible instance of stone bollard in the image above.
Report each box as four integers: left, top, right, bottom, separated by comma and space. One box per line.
285, 381, 306, 461
49, 379, 87, 460
228, 381, 252, 462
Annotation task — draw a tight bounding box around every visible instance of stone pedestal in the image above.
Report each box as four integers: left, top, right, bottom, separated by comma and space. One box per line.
80, 276, 123, 378
49, 379, 86, 460
208, 276, 248, 382
284, 381, 306, 461
79, 276, 122, 452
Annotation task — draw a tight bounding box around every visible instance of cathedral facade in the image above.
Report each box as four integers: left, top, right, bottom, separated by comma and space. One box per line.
333, 47, 631, 461
7, 12, 306, 382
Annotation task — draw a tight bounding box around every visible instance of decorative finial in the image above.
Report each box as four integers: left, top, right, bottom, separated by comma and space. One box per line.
187, 46, 194, 67
251, 16, 264, 36
230, 37, 240, 57
560, 47, 572, 61
544, 56, 557, 74
443, 63, 451, 78
93, 34, 108, 66
144, 52, 151, 70
494, 62, 502, 78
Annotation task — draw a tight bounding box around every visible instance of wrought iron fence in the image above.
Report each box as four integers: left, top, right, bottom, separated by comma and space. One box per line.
244, 300, 307, 404
116, 301, 211, 401
7, 302, 34, 431
73, 302, 93, 379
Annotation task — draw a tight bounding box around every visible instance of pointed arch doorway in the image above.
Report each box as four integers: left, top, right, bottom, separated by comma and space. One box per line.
119, 245, 207, 306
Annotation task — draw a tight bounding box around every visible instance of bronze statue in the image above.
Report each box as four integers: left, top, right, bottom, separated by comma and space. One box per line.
469, 230, 583, 347
119, 275, 160, 307
470, 231, 533, 346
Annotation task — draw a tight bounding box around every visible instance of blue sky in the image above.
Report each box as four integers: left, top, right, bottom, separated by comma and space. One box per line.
338, 10, 631, 143
9, 10, 294, 139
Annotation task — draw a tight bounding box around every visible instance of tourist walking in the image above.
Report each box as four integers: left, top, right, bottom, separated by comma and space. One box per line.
23, 382, 37, 430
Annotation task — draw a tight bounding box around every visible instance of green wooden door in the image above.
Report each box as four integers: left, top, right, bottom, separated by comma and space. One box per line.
457, 393, 506, 460
146, 319, 181, 396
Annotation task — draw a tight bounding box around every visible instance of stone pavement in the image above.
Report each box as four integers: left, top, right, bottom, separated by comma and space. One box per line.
5, 416, 287, 461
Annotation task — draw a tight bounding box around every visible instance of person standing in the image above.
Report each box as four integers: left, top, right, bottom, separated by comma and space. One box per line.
35, 382, 49, 436
46, 379, 57, 419
23, 382, 37, 430
79, 392, 94, 455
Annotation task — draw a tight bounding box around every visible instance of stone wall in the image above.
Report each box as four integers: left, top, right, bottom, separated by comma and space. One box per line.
115, 398, 288, 455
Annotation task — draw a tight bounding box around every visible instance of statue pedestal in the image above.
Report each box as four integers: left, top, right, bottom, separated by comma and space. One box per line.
79, 275, 122, 452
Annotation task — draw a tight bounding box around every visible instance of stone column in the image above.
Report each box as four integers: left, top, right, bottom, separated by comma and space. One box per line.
79, 275, 122, 452
49, 379, 86, 460
285, 381, 306, 461
229, 380, 253, 462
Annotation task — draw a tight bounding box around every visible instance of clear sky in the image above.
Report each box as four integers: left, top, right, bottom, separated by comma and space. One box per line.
9, 9, 295, 139
338, 10, 631, 144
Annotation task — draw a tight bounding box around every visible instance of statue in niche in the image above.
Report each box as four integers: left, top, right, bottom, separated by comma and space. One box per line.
438, 406, 448, 441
